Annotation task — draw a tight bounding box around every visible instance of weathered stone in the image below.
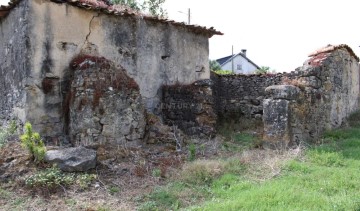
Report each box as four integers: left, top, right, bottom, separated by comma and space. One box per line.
44, 147, 96, 172
263, 45, 359, 147
162, 82, 217, 136
263, 99, 291, 149
265, 85, 300, 100
68, 56, 146, 146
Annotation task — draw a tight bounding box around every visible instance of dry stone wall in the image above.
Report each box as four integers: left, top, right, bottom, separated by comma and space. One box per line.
263, 45, 360, 148
210, 72, 283, 121
162, 80, 217, 136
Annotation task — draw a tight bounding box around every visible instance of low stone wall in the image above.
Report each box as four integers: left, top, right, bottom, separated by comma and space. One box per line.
263, 45, 360, 148
211, 72, 283, 121
162, 80, 217, 136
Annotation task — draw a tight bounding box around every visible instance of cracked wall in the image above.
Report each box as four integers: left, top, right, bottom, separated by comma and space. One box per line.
2, 0, 210, 142
0, 0, 30, 127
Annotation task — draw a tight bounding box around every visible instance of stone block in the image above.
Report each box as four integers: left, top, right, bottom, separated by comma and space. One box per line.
263, 99, 291, 149
265, 85, 300, 100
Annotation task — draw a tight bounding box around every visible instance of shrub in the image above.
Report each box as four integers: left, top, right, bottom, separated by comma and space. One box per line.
20, 122, 46, 163
212, 70, 233, 75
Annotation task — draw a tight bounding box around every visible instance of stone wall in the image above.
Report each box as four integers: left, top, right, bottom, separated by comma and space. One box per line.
162, 80, 216, 136
66, 55, 146, 147
0, 0, 30, 126
263, 45, 360, 148
211, 72, 283, 122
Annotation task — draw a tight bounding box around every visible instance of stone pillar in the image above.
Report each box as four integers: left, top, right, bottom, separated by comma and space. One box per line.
263, 85, 300, 149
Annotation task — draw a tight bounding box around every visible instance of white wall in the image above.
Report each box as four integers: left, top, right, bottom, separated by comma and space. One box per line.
221, 54, 258, 74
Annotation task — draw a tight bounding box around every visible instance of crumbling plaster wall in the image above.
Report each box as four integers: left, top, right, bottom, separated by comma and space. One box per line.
0, 0, 30, 126
25, 0, 210, 138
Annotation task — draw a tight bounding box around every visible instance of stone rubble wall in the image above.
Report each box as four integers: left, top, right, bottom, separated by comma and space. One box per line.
210, 72, 283, 121
66, 55, 146, 147
162, 80, 217, 136
263, 47, 360, 148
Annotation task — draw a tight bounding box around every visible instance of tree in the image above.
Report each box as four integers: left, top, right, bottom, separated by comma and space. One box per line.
209, 60, 222, 71
110, 0, 167, 17
255, 66, 276, 74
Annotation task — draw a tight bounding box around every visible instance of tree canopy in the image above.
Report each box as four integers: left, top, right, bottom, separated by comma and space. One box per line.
110, 0, 167, 17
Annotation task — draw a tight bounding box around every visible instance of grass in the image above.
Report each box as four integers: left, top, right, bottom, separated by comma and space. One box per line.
138, 111, 360, 211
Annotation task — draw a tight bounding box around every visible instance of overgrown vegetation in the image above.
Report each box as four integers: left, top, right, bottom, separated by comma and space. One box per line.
137, 110, 360, 210
255, 66, 276, 74
3, 110, 360, 210
212, 70, 233, 75
209, 60, 221, 71
110, 0, 167, 17
20, 122, 46, 163
25, 166, 96, 191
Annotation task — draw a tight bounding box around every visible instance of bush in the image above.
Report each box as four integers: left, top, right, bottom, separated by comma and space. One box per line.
20, 122, 46, 163
212, 70, 233, 75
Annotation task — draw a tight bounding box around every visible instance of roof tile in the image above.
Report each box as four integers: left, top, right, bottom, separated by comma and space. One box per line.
0, 0, 223, 37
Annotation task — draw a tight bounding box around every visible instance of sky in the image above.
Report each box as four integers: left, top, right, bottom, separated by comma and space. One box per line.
163, 0, 360, 72
1, 0, 359, 72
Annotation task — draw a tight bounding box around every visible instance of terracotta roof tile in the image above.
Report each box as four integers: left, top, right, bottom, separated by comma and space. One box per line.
308, 44, 359, 62
0, 0, 223, 37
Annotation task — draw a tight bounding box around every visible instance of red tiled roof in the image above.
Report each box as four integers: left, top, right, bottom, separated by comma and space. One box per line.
0, 0, 223, 38
308, 44, 359, 62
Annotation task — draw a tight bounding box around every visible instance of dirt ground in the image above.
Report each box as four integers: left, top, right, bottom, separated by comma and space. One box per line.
0, 135, 227, 211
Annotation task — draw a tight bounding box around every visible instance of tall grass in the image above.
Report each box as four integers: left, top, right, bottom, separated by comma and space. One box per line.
138, 110, 360, 211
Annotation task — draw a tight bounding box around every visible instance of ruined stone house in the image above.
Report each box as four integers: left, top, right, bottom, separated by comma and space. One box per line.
0, 0, 222, 145
1, 1, 359, 149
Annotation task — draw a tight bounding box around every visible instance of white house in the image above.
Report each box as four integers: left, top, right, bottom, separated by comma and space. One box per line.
216, 50, 260, 74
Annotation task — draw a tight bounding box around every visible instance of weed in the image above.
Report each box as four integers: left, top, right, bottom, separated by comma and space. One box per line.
25, 166, 74, 189
109, 186, 120, 195
152, 168, 161, 177
139, 188, 181, 211
25, 166, 96, 191
307, 150, 345, 167
188, 143, 196, 161
180, 160, 223, 186
20, 122, 46, 163
0, 128, 8, 148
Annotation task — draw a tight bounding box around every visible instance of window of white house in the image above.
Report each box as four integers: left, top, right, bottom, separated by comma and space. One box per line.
237, 64, 242, 70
